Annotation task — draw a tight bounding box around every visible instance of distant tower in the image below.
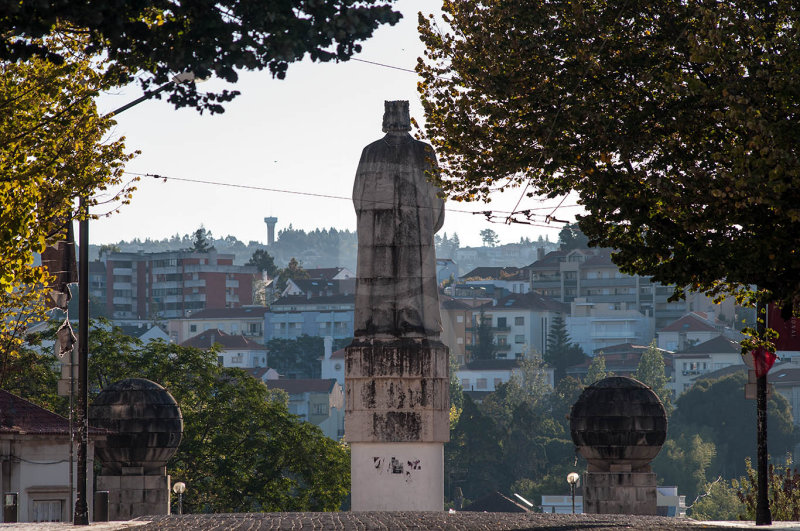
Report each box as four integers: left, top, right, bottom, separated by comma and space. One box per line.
264, 217, 278, 245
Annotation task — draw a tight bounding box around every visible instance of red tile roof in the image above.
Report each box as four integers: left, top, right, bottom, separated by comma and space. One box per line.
181, 329, 265, 350
660, 313, 718, 333
489, 292, 570, 313
264, 379, 338, 394
330, 349, 345, 360
676, 335, 740, 354
0, 390, 106, 436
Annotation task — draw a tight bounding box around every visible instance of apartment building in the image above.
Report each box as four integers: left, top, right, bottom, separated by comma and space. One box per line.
469, 292, 569, 360
265, 294, 355, 341
528, 249, 688, 329
104, 250, 258, 320
168, 306, 268, 344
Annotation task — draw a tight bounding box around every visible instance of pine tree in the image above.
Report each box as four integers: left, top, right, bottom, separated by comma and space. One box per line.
635, 341, 673, 414
544, 315, 586, 384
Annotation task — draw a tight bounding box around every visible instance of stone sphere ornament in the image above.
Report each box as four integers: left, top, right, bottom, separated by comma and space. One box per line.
89, 378, 183, 475
569, 376, 667, 472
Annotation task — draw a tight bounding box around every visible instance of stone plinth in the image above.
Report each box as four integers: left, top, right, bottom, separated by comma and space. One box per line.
346, 338, 449, 511
96, 470, 171, 520
582, 471, 657, 515
345, 339, 449, 443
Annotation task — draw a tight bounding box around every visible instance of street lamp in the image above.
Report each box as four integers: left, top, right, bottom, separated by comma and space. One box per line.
172, 482, 186, 515
73, 72, 200, 526
567, 472, 580, 514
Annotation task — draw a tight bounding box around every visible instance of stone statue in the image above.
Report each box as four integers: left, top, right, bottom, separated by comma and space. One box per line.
352, 101, 445, 339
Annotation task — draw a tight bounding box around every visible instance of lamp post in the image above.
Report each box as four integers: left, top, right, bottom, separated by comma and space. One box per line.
172, 482, 186, 515
73, 73, 198, 526
567, 472, 580, 514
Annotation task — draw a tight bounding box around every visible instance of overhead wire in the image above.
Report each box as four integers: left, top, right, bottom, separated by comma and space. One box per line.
123, 171, 578, 228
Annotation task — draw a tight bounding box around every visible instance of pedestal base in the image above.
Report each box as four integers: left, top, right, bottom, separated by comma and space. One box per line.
96, 474, 170, 520
351, 442, 443, 511
583, 472, 657, 515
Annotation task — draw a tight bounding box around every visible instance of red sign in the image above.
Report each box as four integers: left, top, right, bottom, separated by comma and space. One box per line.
752, 347, 777, 378
768, 304, 800, 352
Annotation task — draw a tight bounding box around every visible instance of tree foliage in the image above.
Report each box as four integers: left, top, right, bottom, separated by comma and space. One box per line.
472, 308, 495, 361
544, 315, 586, 383
634, 341, 672, 414
3, 1, 402, 113
558, 223, 589, 251
248, 249, 279, 277
0, 36, 134, 357
584, 353, 610, 385
479, 228, 499, 247
419, 1, 800, 314
736, 457, 800, 521
266, 335, 350, 379
447, 358, 578, 503
190, 226, 215, 253
86, 323, 350, 512
670, 372, 796, 479
275, 257, 311, 293
690, 478, 744, 521
653, 432, 716, 503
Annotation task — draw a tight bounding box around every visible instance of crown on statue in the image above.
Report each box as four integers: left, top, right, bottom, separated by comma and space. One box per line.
382, 100, 411, 133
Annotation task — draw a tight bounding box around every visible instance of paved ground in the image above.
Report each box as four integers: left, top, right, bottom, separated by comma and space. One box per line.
4, 513, 800, 530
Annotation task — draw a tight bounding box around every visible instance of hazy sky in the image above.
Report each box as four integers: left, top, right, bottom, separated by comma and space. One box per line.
93, 0, 580, 248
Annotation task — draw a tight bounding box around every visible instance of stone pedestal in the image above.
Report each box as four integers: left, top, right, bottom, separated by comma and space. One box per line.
582, 471, 657, 515
346, 339, 449, 511
96, 468, 170, 520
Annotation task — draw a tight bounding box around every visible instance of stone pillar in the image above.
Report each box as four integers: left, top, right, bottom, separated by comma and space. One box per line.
346, 338, 449, 511
583, 467, 657, 515
96, 467, 171, 520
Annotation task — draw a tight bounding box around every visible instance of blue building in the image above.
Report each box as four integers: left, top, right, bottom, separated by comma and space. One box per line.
265, 294, 354, 341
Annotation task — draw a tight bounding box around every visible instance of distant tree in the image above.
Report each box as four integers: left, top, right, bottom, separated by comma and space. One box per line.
480, 228, 499, 247
87, 323, 350, 512
544, 315, 586, 384
472, 309, 496, 361
446, 395, 506, 501
275, 257, 310, 293
98, 244, 121, 258
558, 223, 590, 250
190, 226, 214, 253
0, 337, 66, 415
264, 335, 350, 379
653, 433, 717, 503
248, 249, 279, 277
672, 372, 796, 479
634, 342, 673, 414
690, 479, 744, 521
584, 354, 610, 385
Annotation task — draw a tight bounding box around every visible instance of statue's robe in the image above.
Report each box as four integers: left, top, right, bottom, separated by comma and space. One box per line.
352, 132, 444, 339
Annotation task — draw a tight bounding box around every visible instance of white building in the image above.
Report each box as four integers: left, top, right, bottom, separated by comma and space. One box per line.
181, 328, 268, 368
168, 306, 268, 344
0, 391, 102, 523
657, 313, 721, 352
264, 379, 345, 440
567, 299, 654, 356
670, 335, 743, 396
470, 292, 569, 360
319, 337, 344, 387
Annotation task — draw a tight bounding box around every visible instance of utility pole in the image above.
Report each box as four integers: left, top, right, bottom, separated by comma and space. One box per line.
755, 300, 771, 526
74, 198, 89, 525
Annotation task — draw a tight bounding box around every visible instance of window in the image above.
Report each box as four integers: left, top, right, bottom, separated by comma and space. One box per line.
515, 335, 525, 344
33, 500, 62, 522
461, 378, 471, 388
218, 355, 224, 365
189, 324, 197, 332
497, 336, 507, 345
313, 403, 328, 415
497, 317, 507, 328
456, 337, 464, 345
515, 316, 524, 326
476, 378, 488, 389
456, 315, 464, 323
